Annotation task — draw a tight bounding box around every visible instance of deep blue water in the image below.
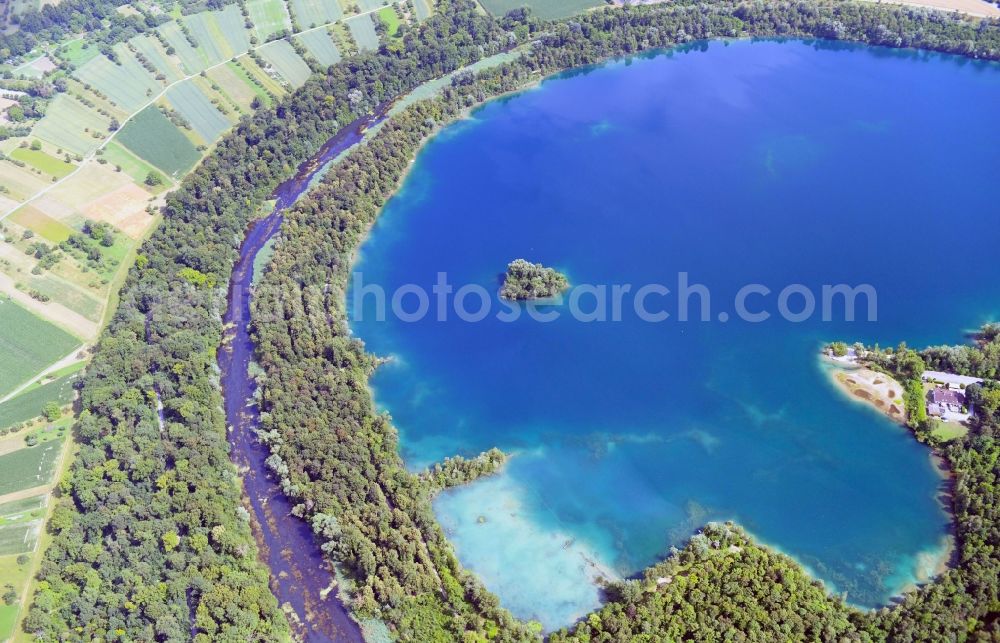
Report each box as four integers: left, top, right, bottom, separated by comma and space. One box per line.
351, 40, 1000, 629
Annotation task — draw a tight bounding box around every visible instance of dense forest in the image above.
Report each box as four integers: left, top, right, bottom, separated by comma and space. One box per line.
24, 0, 1000, 640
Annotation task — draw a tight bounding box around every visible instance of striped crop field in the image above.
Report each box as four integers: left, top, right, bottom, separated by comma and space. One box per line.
296, 28, 342, 67
164, 81, 232, 142
257, 39, 312, 88
246, 0, 292, 40
32, 94, 110, 156
345, 14, 379, 52
288, 0, 343, 28
74, 54, 163, 113
157, 21, 208, 75
129, 34, 185, 83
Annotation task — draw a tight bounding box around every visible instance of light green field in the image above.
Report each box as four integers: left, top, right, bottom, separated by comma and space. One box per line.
157, 21, 208, 75
0, 372, 80, 430
57, 39, 100, 66
0, 441, 62, 496
101, 141, 172, 190
355, 0, 389, 10
165, 81, 232, 142
477, 0, 601, 20
295, 28, 342, 67
289, 0, 343, 28
32, 94, 110, 156
346, 14, 379, 52
257, 39, 312, 87
9, 205, 76, 243
0, 297, 81, 398
377, 6, 402, 38
130, 34, 185, 82
247, 0, 292, 40
117, 106, 201, 177
74, 53, 163, 113
8, 148, 76, 179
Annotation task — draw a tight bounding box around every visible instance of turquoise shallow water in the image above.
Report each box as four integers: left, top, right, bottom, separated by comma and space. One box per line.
351, 40, 1000, 629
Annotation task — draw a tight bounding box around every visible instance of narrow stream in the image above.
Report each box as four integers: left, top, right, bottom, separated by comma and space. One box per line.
218, 112, 382, 642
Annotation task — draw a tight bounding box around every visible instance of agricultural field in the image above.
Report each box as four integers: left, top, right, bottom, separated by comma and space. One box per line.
208, 63, 271, 110
257, 39, 313, 87
164, 81, 232, 142
74, 53, 164, 114
0, 161, 50, 203
246, 0, 292, 40
355, 0, 391, 11
0, 496, 45, 525
0, 522, 40, 556
0, 297, 80, 399
8, 148, 75, 179
289, 0, 343, 28
0, 439, 62, 496
30, 94, 111, 156
346, 14, 380, 51
236, 55, 291, 97
129, 34, 186, 83
183, 5, 252, 66
100, 141, 174, 194
413, 0, 432, 21
0, 369, 82, 431
476, 0, 602, 20
157, 21, 209, 75
117, 106, 201, 177
296, 27, 343, 66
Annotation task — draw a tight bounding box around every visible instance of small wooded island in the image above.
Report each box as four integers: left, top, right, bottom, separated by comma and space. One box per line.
500, 259, 569, 300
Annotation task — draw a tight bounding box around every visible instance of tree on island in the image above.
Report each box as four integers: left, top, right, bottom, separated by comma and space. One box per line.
500, 258, 569, 301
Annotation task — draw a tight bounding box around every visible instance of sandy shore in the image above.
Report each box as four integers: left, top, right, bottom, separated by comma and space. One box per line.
825, 360, 906, 425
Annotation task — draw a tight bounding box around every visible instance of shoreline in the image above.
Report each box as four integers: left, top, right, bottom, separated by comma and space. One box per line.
819, 353, 959, 599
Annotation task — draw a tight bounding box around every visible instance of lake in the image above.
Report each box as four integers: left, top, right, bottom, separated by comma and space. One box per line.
351, 39, 1000, 630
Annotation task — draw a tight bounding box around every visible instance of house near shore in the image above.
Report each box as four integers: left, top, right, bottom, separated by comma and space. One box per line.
927, 386, 970, 422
